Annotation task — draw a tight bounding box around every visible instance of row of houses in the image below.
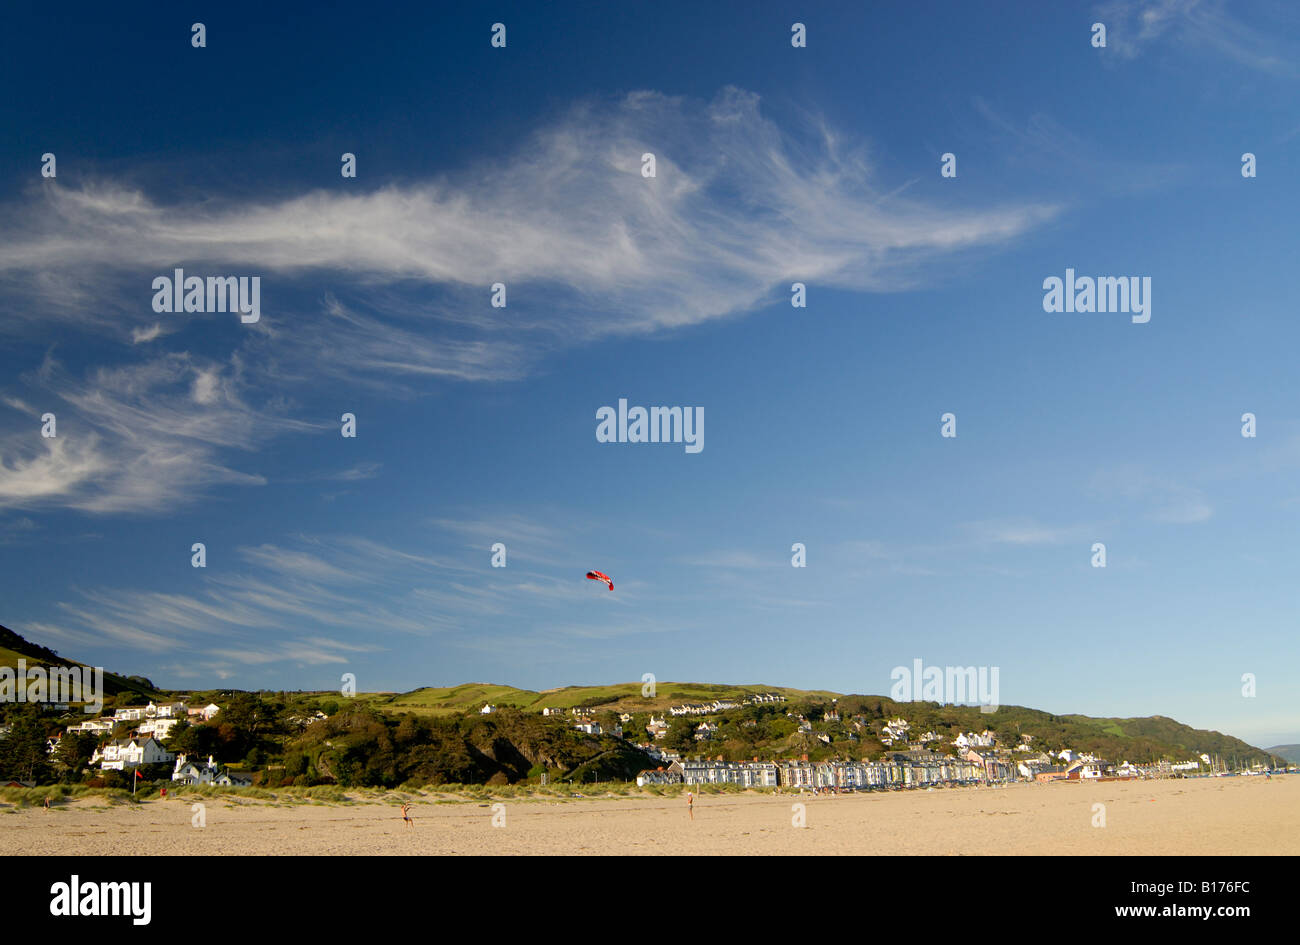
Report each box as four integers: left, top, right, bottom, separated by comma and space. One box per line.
70, 700, 220, 735
668, 693, 786, 717
669, 700, 739, 716
641, 750, 1231, 790
637, 752, 994, 789
82, 739, 251, 785
110, 701, 220, 723
60, 700, 230, 776
90, 741, 253, 786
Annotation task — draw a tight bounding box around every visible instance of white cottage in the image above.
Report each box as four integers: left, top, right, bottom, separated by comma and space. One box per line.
95, 737, 175, 770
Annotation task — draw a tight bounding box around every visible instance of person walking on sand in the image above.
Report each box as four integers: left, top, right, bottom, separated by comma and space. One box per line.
686, 791, 694, 820
43, 796, 50, 813
401, 802, 413, 829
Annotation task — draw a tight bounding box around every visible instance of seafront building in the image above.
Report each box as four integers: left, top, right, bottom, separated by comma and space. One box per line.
637, 753, 989, 789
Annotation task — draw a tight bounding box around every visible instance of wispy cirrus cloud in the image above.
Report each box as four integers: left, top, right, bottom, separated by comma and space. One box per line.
0, 352, 314, 513
0, 88, 1056, 359
0, 87, 1059, 514
27, 534, 474, 681
21, 524, 640, 684
1094, 0, 1299, 75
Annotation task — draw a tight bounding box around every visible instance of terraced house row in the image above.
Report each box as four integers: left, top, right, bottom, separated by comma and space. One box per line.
637, 750, 1003, 789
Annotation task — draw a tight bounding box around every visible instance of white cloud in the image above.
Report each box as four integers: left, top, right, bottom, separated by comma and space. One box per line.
0, 88, 1056, 372
0, 352, 322, 512
1095, 0, 1298, 75
0, 88, 1060, 513
0, 435, 110, 505
131, 322, 170, 344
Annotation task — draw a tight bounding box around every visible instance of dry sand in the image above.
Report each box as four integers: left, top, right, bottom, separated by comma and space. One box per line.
4, 775, 1297, 855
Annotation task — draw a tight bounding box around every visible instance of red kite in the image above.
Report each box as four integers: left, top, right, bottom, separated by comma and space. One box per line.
586, 570, 614, 591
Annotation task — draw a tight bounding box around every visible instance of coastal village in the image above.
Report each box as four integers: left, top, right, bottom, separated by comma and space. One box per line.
481, 692, 1277, 790
13, 698, 262, 788
4, 686, 1288, 792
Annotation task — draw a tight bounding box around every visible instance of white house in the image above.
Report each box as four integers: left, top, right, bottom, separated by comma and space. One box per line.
172, 754, 252, 786
880, 718, 911, 745
144, 701, 188, 719
636, 768, 682, 786
955, 731, 997, 750
113, 706, 146, 722
185, 703, 222, 722
480, 704, 497, 714
137, 717, 183, 740
1066, 759, 1112, 780
94, 737, 175, 770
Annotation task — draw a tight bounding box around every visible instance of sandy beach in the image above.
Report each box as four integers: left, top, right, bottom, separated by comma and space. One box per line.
4, 775, 1297, 856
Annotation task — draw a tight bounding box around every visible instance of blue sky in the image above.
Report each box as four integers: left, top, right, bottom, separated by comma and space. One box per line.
1, 2, 1298, 747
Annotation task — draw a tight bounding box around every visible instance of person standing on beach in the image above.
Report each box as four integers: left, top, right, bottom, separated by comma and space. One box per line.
686, 791, 694, 820
401, 802, 413, 829
43, 796, 50, 813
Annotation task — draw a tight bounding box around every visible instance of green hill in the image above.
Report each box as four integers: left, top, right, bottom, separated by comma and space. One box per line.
1266, 744, 1300, 765
1, 621, 1283, 774
384, 681, 840, 716
0, 623, 159, 701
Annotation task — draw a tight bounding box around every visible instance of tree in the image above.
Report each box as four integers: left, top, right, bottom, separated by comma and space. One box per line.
215, 693, 283, 757
0, 706, 53, 784
171, 721, 221, 759
665, 718, 698, 753
53, 732, 98, 775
